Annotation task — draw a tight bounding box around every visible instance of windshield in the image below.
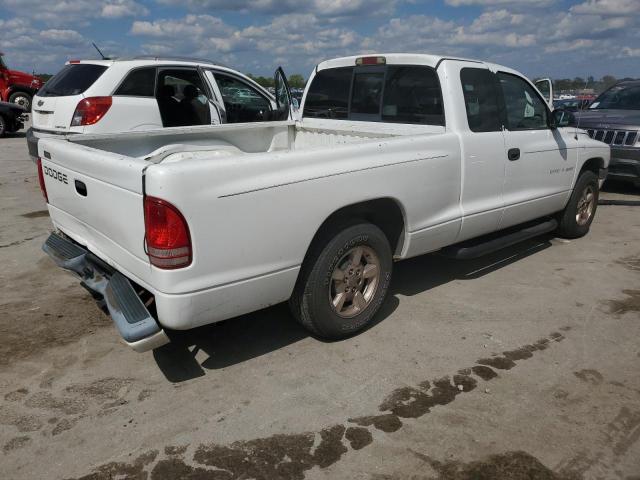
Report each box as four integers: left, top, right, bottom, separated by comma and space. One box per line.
591, 84, 640, 110
0, 55, 6, 69
38, 64, 108, 97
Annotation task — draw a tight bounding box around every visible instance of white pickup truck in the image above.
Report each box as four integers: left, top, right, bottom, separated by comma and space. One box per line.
38, 54, 610, 352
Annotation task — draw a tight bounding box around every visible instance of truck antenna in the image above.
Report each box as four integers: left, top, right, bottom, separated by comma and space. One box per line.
92, 42, 107, 60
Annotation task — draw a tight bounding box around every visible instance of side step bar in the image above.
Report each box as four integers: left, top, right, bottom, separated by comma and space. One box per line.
42, 232, 169, 352
442, 218, 558, 260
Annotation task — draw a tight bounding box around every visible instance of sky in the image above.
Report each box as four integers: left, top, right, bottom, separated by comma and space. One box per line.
0, 0, 639, 80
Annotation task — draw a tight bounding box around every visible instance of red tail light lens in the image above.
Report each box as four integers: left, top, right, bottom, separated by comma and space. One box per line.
143, 196, 192, 269
71, 96, 112, 126
355, 56, 386, 66
37, 157, 48, 203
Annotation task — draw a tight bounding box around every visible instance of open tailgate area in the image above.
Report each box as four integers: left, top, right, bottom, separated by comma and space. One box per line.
38, 136, 152, 287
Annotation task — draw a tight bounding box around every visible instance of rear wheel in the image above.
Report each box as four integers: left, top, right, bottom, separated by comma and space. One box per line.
290, 222, 393, 339
556, 170, 599, 238
9, 92, 31, 112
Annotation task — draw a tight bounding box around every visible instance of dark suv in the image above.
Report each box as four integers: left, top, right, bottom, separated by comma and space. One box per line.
576, 80, 640, 187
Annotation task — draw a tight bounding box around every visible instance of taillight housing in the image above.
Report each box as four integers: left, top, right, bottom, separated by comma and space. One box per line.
143, 196, 192, 269
71, 96, 112, 126
37, 157, 48, 203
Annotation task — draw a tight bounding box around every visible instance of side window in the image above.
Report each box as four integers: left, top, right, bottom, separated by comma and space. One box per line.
382, 66, 444, 125
498, 72, 548, 130
460, 68, 502, 132
214, 73, 271, 123
156, 69, 210, 128
303, 66, 353, 119
350, 71, 384, 116
114, 68, 156, 97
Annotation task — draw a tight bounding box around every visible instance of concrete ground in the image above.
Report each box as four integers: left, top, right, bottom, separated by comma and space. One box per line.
1, 123, 639, 480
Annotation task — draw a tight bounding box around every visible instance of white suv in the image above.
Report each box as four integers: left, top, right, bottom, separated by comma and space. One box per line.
27, 56, 291, 159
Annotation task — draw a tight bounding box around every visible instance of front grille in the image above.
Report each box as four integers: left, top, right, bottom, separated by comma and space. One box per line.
587, 129, 638, 146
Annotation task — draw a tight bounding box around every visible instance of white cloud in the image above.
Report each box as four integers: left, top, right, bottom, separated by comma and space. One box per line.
156, 0, 399, 17
446, 0, 555, 7
0, 0, 148, 26
571, 0, 640, 15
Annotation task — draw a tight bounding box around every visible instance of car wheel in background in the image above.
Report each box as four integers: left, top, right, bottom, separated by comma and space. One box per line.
290, 222, 393, 339
9, 92, 31, 112
556, 170, 599, 239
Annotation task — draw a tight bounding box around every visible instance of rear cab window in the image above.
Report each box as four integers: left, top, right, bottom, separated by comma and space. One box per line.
304, 63, 444, 126
38, 64, 108, 97
460, 68, 503, 132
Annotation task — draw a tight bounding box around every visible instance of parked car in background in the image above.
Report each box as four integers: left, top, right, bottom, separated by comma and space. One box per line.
553, 98, 592, 112
0, 100, 26, 137
26, 56, 292, 160
577, 80, 640, 187
38, 53, 609, 352
0, 52, 43, 112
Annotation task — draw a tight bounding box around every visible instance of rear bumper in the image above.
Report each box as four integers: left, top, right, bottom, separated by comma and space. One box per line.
42, 232, 169, 352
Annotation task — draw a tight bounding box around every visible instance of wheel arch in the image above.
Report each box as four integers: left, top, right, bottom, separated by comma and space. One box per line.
578, 157, 605, 177
301, 197, 408, 268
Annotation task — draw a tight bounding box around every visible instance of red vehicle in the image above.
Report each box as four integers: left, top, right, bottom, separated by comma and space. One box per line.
0, 52, 43, 112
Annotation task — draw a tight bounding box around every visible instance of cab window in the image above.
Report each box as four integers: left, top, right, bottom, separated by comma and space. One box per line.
460, 68, 502, 132
303, 66, 353, 119
214, 73, 272, 123
498, 72, 548, 130
382, 66, 444, 125
304, 64, 444, 125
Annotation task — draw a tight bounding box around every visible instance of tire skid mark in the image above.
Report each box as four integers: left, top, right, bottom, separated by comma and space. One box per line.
66, 330, 568, 480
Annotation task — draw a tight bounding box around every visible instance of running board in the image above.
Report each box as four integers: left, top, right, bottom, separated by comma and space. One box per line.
442, 219, 558, 260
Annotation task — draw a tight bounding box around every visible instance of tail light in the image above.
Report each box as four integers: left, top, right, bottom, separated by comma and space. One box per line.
143, 196, 192, 269
355, 56, 386, 66
71, 96, 112, 126
37, 157, 48, 203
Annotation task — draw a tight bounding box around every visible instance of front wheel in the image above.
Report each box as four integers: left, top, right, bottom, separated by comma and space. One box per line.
289, 223, 393, 339
556, 170, 599, 239
9, 92, 32, 112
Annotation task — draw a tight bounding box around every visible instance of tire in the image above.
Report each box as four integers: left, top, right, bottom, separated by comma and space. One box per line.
289, 222, 393, 339
0, 115, 5, 137
9, 92, 31, 112
556, 170, 599, 239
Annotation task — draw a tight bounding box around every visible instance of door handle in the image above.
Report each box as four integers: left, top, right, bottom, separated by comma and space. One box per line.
508, 148, 520, 161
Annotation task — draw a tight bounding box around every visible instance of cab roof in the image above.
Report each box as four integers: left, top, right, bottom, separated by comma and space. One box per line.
316, 53, 506, 72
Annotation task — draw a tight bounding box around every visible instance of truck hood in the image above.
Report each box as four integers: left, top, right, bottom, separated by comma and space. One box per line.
7, 69, 42, 87
575, 109, 640, 128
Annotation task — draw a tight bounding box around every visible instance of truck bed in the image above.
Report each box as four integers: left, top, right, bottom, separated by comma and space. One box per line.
65, 119, 436, 163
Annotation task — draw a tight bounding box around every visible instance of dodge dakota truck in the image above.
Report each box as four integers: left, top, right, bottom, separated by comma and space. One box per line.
38, 54, 610, 352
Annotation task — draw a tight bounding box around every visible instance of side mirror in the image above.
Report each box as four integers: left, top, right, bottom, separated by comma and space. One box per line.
551, 109, 576, 128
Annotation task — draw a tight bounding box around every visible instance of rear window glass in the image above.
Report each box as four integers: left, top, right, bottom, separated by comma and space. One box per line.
351, 72, 384, 116
303, 64, 444, 125
460, 68, 502, 132
114, 68, 156, 97
38, 64, 107, 97
382, 66, 444, 125
303, 66, 353, 119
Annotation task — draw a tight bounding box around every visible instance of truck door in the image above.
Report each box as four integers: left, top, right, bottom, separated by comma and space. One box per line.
274, 66, 293, 121
442, 61, 506, 242
498, 72, 578, 228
